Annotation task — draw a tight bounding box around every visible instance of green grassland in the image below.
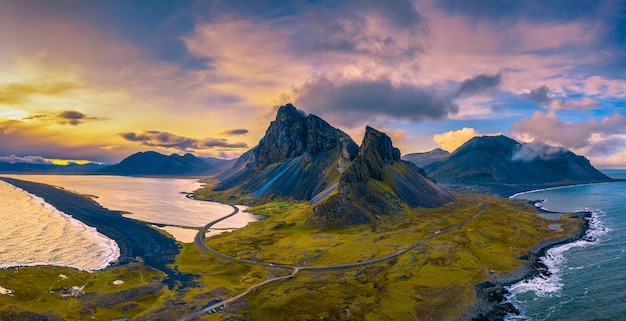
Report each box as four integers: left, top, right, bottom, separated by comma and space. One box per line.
0, 263, 166, 320
0, 194, 585, 320
194, 194, 583, 321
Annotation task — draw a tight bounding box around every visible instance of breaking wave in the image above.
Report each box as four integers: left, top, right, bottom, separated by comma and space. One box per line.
0, 180, 119, 271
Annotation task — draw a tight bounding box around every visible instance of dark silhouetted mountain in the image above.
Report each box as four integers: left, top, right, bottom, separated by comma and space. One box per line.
0, 162, 105, 174
307, 126, 455, 227
424, 135, 610, 187
402, 148, 450, 167
98, 151, 221, 176
215, 104, 359, 200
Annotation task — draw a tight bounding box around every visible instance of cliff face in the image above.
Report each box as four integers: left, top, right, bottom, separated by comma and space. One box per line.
215, 104, 359, 200
424, 135, 610, 186
308, 127, 456, 227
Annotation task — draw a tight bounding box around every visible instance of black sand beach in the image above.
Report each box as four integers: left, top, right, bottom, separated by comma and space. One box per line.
0, 177, 195, 288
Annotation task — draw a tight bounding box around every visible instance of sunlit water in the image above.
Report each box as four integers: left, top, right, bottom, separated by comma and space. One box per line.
507, 179, 626, 320
0, 175, 261, 270
0, 180, 119, 271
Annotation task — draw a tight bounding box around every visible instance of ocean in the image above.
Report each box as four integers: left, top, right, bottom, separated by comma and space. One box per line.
0, 180, 119, 271
507, 176, 626, 320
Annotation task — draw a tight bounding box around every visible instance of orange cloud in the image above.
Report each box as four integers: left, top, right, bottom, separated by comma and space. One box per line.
433, 127, 481, 152
0, 80, 81, 105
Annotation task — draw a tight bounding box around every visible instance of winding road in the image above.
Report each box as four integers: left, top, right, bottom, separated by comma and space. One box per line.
183, 198, 486, 320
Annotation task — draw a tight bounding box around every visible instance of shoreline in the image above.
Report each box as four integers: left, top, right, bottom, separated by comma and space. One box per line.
0, 177, 195, 289
461, 198, 592, 320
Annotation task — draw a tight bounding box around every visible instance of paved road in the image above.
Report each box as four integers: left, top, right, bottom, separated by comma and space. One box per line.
179, 268, 300, 321
184, 197, 486, 319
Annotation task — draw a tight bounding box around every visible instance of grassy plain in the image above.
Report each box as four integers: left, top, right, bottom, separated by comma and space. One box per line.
195, 194, 583, 321
0, 263, 165, 320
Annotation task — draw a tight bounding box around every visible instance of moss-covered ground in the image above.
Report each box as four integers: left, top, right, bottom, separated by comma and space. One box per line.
0, 193, 585, 320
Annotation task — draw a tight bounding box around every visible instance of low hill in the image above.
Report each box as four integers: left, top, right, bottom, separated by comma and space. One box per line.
0, 162, 105, 174
424, 135, 610, 188
307, 127, 455, 226
98, 151, 224, 176
214, 104, 359, 201
402, 148, 450, 167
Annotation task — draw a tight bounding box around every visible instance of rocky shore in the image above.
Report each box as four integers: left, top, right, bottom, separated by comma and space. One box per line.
461, 210, 591, 321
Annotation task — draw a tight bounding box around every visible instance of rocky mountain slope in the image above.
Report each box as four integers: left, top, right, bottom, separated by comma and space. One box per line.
214, 104, 359, 200
424, 135, 610, 187
307, 127, 456, 226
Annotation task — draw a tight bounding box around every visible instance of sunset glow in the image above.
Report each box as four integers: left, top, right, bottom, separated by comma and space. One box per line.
1, 1, 625, 166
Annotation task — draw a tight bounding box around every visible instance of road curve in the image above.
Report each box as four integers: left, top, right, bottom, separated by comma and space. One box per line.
183, 198, 486, 319
179, 268, 300, 321
195, 198, 486, 271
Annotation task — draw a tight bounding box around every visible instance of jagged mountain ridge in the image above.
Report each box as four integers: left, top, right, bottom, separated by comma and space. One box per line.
402, 148, 450, 167
307, 127, 456, 226
215, 104, 359, 200
98, 151, 225, 176
424, 135, 610, 186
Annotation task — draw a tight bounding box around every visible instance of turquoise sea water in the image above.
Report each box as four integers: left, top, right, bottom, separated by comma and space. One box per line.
508, 176, 626, 320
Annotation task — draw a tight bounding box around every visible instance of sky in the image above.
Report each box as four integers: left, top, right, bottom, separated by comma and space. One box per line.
1, 0, 625, 167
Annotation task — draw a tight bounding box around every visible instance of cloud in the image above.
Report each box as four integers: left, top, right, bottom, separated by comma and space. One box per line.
0, 154, 52, 164
434, 0, 603, 24
520, 85, 599, 111
521, 85, 552, 105
120, 130, 248, 151
219, 128, 249, 136
511, 142, 567, 162
454, 73, 501, 98
293, 77, 458, 127
511, 111, 626, 149
23, 110, 103, 126
0, 80, 81, 105
433, 127, 482, 152
57, 110, 102, 125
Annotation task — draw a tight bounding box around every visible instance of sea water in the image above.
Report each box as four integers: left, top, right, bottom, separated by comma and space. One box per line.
2, 175, 234, 227
1, 175, 260, 246
0, 180, 119, 271
507, 178, 626, 320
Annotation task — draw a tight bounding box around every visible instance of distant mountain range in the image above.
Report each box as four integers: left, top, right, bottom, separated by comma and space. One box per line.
0, 152, 231, 176
402, 148, 450, 167
97, 151, 231, 176
0, 162, 105, 174
413, 135, 610, 190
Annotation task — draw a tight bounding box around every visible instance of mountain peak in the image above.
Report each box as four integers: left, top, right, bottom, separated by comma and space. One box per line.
308, 125, 455, 227
425, 134, 610, 187
361, 126, 401, 164
215, 104, 359, 201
